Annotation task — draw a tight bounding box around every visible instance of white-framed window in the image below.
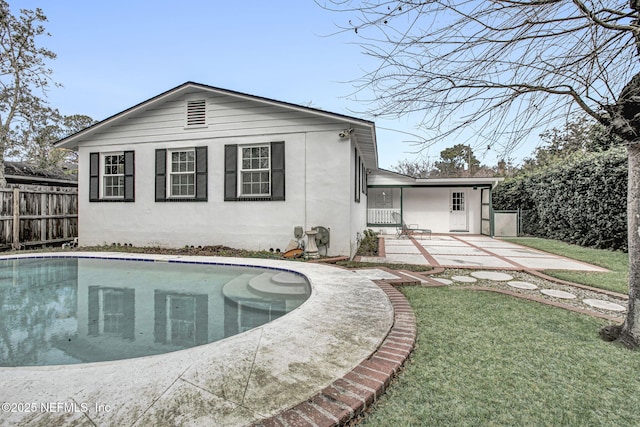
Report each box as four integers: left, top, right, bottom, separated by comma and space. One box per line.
168, 149, 196, 197
102, 153, 125, 198
452, 191, 465, 211
88, 286, 134, 338
101, 289, 125, 335
167, 294, 197, 346
239, 145, 271, 196
155, 147, 206, 202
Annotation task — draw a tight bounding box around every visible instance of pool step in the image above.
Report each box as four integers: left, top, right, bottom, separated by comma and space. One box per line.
222, 272, 309, 310
248, 272, 308, 297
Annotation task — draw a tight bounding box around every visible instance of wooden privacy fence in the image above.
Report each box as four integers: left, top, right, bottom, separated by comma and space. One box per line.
0, 185, 78, 250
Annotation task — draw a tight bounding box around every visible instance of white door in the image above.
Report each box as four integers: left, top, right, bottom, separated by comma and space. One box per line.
449, 190, 468, 231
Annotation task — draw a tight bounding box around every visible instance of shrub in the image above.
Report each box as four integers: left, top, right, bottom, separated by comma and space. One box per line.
357, 229, 379, 256
493, 147, 628, 251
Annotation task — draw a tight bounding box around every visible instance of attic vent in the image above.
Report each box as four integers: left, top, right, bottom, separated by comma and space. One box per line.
186, 100, 206, 126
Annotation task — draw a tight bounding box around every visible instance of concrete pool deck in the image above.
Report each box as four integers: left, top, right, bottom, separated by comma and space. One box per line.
0, 252, 408, 427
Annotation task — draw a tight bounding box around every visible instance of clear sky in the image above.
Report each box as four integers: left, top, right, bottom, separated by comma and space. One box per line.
10, 0, 536, 169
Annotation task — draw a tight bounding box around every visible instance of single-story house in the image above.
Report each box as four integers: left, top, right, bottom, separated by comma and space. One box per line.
55, 82, 503, 257
55, 82, 377, 257
366, 169, 503, 236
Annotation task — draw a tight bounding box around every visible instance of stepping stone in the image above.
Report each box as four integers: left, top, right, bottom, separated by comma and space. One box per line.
540, 289, 576, 299
507, 281, 538, 290
583, 299, 626, 312
432, 278, 453, 285
451, 275, 477, 283
471, 271, 514, 281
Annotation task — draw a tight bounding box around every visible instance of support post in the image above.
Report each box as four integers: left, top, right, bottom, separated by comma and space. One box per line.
12, 188, 20, 250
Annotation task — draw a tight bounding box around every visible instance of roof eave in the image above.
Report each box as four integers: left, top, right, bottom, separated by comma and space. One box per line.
6, 174, 77, 186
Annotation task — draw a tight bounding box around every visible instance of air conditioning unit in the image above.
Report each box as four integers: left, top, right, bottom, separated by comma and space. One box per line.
312, 226, 330, 248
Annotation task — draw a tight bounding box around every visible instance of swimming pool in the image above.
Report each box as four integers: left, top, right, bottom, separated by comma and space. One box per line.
0, 256, 310, 366
0, 252, 393, 426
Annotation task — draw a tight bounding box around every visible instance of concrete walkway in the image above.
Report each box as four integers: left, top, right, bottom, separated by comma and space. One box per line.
360, 235, 607, 272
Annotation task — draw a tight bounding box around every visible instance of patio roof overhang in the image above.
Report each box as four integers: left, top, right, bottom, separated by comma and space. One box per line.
414, 177, 503, 188
368, 169, 504, 188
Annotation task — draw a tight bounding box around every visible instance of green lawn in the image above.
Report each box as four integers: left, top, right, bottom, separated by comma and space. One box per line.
362, 287, 640, 427
501, 237, 629, 294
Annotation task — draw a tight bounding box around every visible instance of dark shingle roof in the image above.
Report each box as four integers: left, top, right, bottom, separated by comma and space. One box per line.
5, 161, 77, 186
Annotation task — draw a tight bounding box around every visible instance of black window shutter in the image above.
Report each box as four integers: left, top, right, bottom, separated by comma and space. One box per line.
155, 149, 167, 202
124, 151, 135, 202
271, 141, 285, 201
354, 150, 360, 203
364, 167, 368, 196
358, 156, 362, 202
195, 294, 209, 345
88, 286, 99, 336
195, 146, 208, 201
354, 149, 356, 202
89, 153, 99, 202
357, 157, 361, 202
123, 288, 135, 340
224, 144, 238, 201
154, 291, 167, 344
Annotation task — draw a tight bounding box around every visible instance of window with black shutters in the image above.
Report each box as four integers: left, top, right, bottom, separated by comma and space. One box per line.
89, 151, 135, 202
155, 146, 208, 202
224, 141, 285, 201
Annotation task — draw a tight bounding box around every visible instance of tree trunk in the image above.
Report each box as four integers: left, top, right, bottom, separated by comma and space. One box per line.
0, 150, 6, 188
0, 127, 7, 188
618, 142, 640, 349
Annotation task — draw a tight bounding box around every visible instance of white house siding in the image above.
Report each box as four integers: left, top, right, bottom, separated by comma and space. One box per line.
75, 91, 369, 256
402, 187, 483, 234
349, 141, 369, 258
301, 131, 355, 256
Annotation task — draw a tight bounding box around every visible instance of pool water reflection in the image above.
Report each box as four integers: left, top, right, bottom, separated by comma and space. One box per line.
0, 257, 310, 367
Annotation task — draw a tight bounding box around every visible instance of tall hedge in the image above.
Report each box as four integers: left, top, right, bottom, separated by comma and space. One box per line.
493, 146, 628, 251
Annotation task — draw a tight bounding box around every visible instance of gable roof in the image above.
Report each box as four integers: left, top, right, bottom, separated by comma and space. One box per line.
55, 81, 378, 168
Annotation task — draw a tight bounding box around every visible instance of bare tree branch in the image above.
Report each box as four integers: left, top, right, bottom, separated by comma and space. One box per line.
0, 1, 58, 186
322, 0, 639, 148
320, 0, 640, 348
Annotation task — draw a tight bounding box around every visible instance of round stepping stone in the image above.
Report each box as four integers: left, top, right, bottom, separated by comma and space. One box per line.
451, 275, 477, 283
540, 289, 576, 299
470, 271, 514, 281
432, 278, 453, 285
507, 281, 538, 290
583, 299, 625, 312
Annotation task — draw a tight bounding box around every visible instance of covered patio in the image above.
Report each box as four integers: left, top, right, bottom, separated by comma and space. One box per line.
367, 169, 503, 236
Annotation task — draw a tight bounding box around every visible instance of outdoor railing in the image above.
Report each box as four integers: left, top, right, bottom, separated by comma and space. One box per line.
367, 208, 400, 224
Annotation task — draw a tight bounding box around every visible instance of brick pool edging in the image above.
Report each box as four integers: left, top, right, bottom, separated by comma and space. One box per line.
253, 282, 417, 427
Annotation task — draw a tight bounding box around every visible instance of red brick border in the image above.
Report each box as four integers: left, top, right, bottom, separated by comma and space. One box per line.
252, 282, 416, 427
378, 236, 386, 258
